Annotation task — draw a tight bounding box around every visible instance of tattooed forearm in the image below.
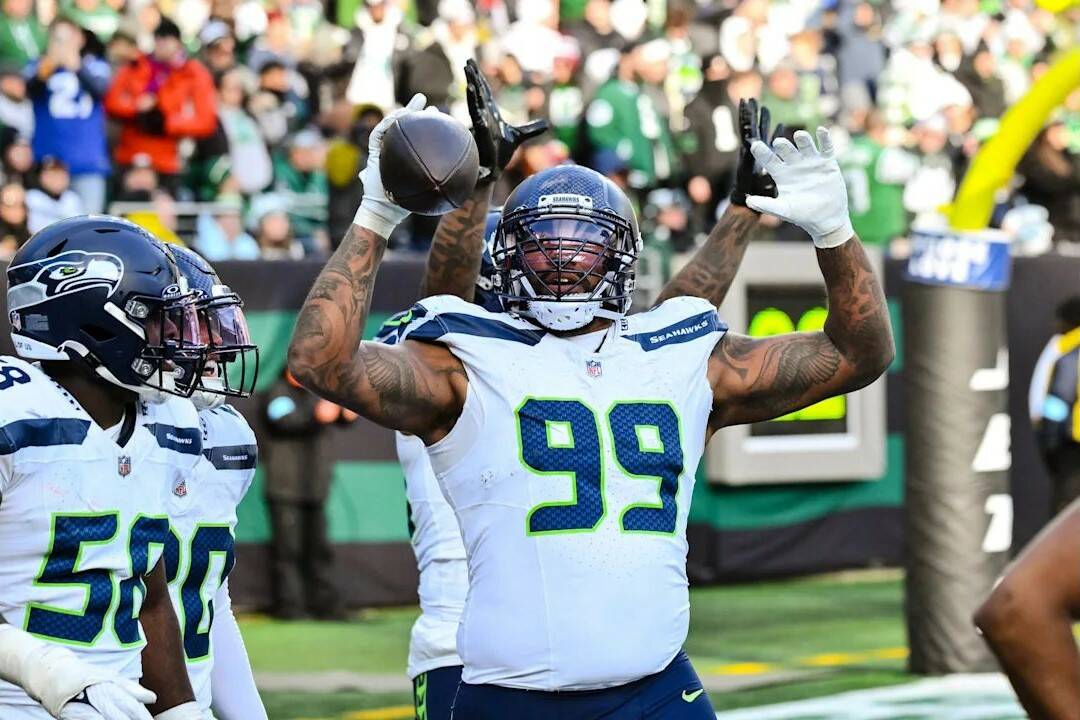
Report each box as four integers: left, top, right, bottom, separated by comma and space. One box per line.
656, 204, 757, 306
420, 183, 493, 300
289, 223, 385, 400
709, 236, 893, 428
817, 239, 894, 384
288, 224, 467, 439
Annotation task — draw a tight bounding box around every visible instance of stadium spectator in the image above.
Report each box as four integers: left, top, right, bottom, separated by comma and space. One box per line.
198, 20, 240, 81
194, 198, 260, 261
261, 368, 347, 620
586, 41, 678, 190
957, 43, 1007, 120
113, 151, 157, 201
25, 155, 83, 233
839, 109, 917, 247
832, 1, 886, 107
0, 0, 46, 69
248, 60, 308, 151
1031, 297, 1080, 515
250, 194, 304, 259
326, 103, 379, 245
104, 17, 217, 192
0, 67, 34, 142
903, 115, 957, 229
682, 57, 743, 221
25, 18, 111, 213
345, 0, 405, 110
273, 127, 327, 240
545, 37, 585, 160
1, 133, 34, 186
216, 66, 274, 196
1018, 121, 1080, 245
0, 181, 29, 259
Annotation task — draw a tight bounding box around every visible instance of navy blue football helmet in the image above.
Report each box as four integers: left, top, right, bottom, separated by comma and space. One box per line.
473, 207, 504, 313
170, 246, 259, 409
5, 216, 206, 400
492, 165, 641, 331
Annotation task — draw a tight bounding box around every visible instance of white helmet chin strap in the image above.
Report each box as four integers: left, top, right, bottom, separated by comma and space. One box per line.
94, 364, 175, 405
191, 376, 227, 410
527, 298, 602, 331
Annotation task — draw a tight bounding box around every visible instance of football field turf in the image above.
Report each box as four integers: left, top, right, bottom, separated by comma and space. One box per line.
242, 571, 921, 719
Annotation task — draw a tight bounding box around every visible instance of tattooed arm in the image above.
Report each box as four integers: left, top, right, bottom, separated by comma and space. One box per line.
287, 224, 467, 443
288, 94, 467, 444
707, 237, 893, 430
655, 204, 757, 306
418, 183, 493, 300
657, 99, 781, 307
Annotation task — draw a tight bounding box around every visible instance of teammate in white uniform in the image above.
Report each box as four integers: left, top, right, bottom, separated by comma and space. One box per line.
2, 216, 208, 720
169, 246, 266, 720
290, 96, 894, 718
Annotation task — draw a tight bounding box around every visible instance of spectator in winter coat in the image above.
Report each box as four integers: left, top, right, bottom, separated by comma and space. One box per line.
25, 18, 112, 213
104, 17, 217, 191
26, 156, 83, 232
1019, 122, 1080, 246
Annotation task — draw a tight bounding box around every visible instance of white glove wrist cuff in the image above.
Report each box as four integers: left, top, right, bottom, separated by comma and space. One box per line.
154, 702, 203, 720
352, 204, 401, 241
813, 218, 855, 249
0, 624, 100, 714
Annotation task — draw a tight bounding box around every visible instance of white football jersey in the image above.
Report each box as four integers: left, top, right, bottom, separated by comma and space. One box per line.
0, 356, 202, 715
395, 432, 467, 679
165, 405, 257, 714
400, 295, 726, 691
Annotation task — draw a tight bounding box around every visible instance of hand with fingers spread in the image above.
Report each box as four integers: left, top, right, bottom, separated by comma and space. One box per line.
354, 93, 431, 239
746, 127, 854, 248
730, 98, 784, 209
465, 59, 548, 185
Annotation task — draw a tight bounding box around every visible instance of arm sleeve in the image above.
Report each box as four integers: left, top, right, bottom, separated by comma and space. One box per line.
0, 427, 13, 497
209, 581, 268, 720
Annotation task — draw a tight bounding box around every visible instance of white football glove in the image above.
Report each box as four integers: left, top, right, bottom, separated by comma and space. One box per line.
58, 682, 156, 720
353, 93, 429, 239
746, 127, 855, 249
0, 623, 155, 719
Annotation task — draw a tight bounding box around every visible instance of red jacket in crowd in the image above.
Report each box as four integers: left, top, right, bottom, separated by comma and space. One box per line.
104, 54, 217, 175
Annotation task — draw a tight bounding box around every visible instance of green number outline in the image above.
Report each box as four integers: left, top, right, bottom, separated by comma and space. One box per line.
26, 511, 119, 647
113, 514, 169, 648
519, 397, 607, 537
181, 522, 235, 664
607, 400, 684, 536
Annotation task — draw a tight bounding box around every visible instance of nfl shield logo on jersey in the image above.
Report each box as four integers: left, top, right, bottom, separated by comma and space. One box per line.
586, 359, 603, 378
173, 479, 188, 498
117, 455, 132, 477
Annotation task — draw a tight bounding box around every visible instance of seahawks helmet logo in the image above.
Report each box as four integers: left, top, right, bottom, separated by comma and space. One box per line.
7, 251, 124, 311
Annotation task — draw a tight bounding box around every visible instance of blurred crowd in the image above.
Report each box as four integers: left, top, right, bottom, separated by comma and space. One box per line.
0, 0, 1078, 265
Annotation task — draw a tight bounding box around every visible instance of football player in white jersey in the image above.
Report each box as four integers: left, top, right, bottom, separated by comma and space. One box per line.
289, 95, 894, 718
2, 216, 208, 720
169, 246, 267, 720
384, 86, 783, 720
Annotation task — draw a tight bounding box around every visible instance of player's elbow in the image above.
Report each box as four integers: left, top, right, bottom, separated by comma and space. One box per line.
848, 327, 895, 389
975, 576, 1039, 645
286, 344, 322, 394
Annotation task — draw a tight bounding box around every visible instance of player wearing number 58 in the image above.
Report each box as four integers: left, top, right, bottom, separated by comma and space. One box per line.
288, 96, 894, 718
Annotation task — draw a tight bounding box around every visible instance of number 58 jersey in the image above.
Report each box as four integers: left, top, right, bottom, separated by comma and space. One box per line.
0, 356, 202, 713
400, 295, 727, 691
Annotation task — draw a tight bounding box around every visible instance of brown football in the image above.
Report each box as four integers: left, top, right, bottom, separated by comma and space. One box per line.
380, 111, 480, 216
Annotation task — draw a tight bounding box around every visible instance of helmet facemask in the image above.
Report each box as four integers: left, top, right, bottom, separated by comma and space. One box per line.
177, 285, 259, 410
493, 204, 638, 331
96, 291, 208, 402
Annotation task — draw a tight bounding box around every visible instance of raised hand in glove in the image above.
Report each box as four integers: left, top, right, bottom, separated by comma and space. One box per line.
465, 59, 548, 185
730, 98, 784, 209
746, 127, 854, 249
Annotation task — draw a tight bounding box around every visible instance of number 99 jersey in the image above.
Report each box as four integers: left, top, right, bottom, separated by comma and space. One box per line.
399, 295, 727, 691
0, 356, 202, 716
